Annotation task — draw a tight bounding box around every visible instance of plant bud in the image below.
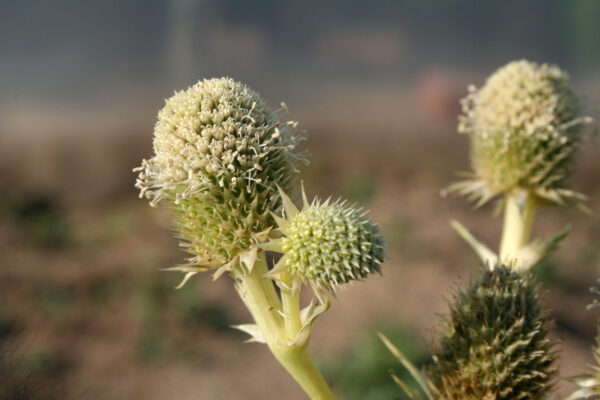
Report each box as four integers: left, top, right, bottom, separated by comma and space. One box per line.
268, 190, 385, 291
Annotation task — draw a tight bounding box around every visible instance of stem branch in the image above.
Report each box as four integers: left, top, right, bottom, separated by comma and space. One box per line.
232, 251, 337, 400
232, 254, 283, 344
499, 191, 538, 264
271, 346, 337, 400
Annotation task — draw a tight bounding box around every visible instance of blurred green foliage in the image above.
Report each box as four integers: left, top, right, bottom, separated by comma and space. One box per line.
36, 285, 73, 319
322, 323, 428, 400
0, 327, 63, 400
137, 329, 165, 362
173, 282, 231, 332
10, 196, 70, 248
342, 176, 377, 205
21, 352, 69, 377
0, 310, 13, 340
384, 217, 430, 261
135, 274, 233, 363
564, 0, 600, 61
88, 275, 122, 307
136, 275, 169, 362
532, 260, 562, 288
97, 210, 132, 245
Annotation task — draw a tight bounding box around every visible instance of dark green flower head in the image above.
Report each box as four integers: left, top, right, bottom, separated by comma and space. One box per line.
427, 264, 557, 400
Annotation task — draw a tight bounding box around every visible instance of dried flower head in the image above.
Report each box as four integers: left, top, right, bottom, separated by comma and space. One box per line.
134, 78, 305, 284
426, 264, 557, 400
453, 60, 592, 207
264, 189, 385, 292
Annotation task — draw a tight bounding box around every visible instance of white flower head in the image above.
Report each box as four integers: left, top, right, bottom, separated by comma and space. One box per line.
453, 60, 592, 207
134, 78, 306, 285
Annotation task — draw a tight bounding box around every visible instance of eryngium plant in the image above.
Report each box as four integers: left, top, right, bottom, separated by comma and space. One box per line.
449, 60, 593, 268
426, 264, 557, 400
381, 60, 589, 400
134, 77, 387, 400
134, 77, 304, 285
454, 59, 591, 207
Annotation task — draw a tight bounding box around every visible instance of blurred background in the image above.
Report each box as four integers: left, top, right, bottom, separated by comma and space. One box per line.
1, 1, 600, 399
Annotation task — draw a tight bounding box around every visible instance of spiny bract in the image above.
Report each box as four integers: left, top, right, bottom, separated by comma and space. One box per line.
135, 78, 304, 274
426, 264, 556, 400
271, 191, 385, 291
568, 284, 600, 400
567, 335, 600, 399
454, 60, 591, 207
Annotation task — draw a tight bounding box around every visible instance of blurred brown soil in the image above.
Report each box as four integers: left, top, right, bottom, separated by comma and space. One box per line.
0, 123, 599, 399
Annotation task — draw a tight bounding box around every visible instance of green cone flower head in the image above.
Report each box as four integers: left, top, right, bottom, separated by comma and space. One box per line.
266, 190, 385, 291
135, 78, 304, 281
426, 264, 557, 400
454, 60, 592, 206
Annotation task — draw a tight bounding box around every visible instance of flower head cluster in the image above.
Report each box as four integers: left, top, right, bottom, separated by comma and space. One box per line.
266, 190, 385, 292
453, 60, 592, 206
134, 78, 304, 282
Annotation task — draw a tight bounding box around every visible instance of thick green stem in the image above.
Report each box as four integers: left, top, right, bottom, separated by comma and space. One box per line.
499, 191, 538, 263
232, 251, 337, 400
232, 254, 283, 344
271, 345, 337, 400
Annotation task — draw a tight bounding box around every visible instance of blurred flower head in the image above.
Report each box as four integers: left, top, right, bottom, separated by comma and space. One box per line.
426, 264, 557, 399
454, 60, 592, 207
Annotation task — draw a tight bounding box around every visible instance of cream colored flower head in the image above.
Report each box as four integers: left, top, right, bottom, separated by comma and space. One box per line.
134, 78, 305, 284
453, 60, 592, 207
264, 189, 385, 292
